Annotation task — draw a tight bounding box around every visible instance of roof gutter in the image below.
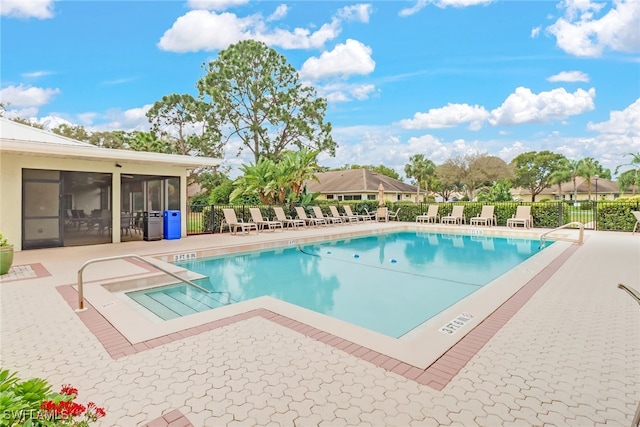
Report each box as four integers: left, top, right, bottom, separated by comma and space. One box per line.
0, 138, 222, 168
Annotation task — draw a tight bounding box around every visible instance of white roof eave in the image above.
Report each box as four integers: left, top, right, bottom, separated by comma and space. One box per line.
0, 138, 222, 168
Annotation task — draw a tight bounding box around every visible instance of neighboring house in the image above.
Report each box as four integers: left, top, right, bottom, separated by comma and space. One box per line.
0, 118, 221, 251
305, 169, 418, 203
511, 177, 635, 202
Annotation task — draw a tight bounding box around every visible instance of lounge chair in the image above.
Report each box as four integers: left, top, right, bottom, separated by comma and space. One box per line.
343, 205, 371, 222
633, 211, 640, 235
220, 208, 259, 235
330, 205, 356, 224
388, 208, 401, 221
312, 206, 342, 225
441, 205, 465, 225
249, 208, 283, 232
375, 207, 389, 222
295, 206, 327, 227
273, 207, 306, 229
507, 206, 533, 229
416, 205, 439, 223
470, 205, 496, 227
364, 208, 378, 221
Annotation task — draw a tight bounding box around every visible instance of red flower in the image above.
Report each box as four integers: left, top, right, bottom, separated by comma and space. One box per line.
60, 384, 79, 396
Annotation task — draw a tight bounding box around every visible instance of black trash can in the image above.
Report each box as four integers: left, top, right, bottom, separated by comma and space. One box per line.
143, 211, 162, 241
163, 210, 181, 240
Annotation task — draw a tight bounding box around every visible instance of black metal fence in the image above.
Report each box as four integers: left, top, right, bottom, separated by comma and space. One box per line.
186, 200, 640, 235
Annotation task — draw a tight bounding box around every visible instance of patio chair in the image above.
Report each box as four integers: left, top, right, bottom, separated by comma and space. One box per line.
220, 208, 258, 235
343, 205, 371, 222
416, 205, 439, 223
470, 205, 496, 227
295, 206, 327, 227
375, 207, 389, 222
249, 208, 283, 232
312, 206, 342, 225
330, 205, 356, 224
507, 206, 533, 229
632, 211, 640, 235
273, 207, 306, 229
364, 208, 378, 221
388, 208, 401, 221
441, 205, 465, 225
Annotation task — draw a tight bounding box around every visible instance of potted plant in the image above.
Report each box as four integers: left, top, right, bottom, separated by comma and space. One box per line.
0, 231, 14, 275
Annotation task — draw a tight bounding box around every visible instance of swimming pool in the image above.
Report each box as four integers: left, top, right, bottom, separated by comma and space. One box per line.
127, 231, 547, 338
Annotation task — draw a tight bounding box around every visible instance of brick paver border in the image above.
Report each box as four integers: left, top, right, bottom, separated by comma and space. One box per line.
143, 409, 193, 427
57, 242, 579, 392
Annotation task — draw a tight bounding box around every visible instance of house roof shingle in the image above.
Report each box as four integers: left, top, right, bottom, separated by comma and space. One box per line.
306, 169, 417, 193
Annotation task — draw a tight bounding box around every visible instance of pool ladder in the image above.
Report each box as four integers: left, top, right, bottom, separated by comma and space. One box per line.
539, 221, 585, 249
76, 254, 231, 311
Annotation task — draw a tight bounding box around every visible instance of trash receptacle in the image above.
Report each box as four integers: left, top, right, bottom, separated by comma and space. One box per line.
163, 210, 181, 240
143, 211, 162, 241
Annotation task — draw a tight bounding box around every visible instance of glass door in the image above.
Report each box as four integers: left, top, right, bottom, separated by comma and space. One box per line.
22, 169, 62, 249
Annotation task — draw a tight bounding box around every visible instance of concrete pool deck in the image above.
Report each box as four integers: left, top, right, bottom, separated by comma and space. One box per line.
1, 222, 639, 426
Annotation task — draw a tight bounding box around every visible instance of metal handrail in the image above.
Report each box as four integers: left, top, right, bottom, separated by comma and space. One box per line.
76, 254, 230, 311
539, 221, 585, 248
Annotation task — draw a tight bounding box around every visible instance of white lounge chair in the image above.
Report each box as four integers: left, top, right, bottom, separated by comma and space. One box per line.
388, 208, 401, 221
507, 206, 533, 229
312, 206, 342, 225
441, 205, 465, 225
273, 207, 306, 229
249, 208, 283, 232
343, 205, 371, 222
295, 206, 326, 227
330, 205, 356, 224
416, 205, 439, 223
220, 208, 258, 235
632, 211, 640, 235
470, 205, 496, 227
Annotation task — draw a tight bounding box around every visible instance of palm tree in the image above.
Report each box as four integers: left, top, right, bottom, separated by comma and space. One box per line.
404, 154, 436, 202
578, 157, 611, 200
549, 158, 572, 200
615, 152, 640, 195
567, 159, 582, 202
230, 157, 278, 204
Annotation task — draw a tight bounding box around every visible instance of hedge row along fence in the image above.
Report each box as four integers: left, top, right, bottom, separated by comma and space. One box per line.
187, 200, 640, 235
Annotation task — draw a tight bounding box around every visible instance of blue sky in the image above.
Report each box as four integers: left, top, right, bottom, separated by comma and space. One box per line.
1, 0, 639, 180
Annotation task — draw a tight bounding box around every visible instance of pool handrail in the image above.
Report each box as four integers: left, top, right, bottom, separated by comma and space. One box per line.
76, 254, 230, 311
539, 221, 584, 248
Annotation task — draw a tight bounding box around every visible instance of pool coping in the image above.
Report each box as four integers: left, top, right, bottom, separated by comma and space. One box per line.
56, 225, 581, 390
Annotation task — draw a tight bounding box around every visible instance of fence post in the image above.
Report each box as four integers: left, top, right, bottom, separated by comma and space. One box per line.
557, 201, 564, 227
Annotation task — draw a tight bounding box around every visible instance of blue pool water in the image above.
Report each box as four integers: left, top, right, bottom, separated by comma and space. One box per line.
127, 232, 546, 337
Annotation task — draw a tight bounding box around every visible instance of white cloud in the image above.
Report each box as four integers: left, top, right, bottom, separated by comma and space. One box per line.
399, 103, 490, 130
157, 10, 256, 52
531, 26, 541, 38
22, 71, 53, 79
0, 84, 60, 108
337, 4, 372, 23
489, 86, 596, 126
159, 4, 369, 52
587, 98, 640, 136
547, 70, 590, 82
267, 4, 288, 22
0, 0, 55, 19
300, 39, 375, 80
187, 0, 249, 11
546, 0, 640, 57
319, 83, 377, 103
432, 0, 494, 7
399, 0, 427, 17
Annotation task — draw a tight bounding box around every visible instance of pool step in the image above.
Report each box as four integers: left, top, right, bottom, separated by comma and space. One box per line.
128, 292, 183, 320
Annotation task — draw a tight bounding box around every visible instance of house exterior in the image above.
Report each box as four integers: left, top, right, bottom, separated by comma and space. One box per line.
0, 118, 221, 251
511, 177, 635, 202
305, 169, 418, 203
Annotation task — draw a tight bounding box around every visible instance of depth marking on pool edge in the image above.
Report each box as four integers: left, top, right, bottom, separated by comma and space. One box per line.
439, 312, 474, 334
173, 252, 197, 262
